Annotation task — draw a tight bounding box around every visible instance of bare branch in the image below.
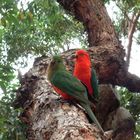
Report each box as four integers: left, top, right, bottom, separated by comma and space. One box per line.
126, 10, 140, 68
115, 2, 132, 23
114, 69, 140, 92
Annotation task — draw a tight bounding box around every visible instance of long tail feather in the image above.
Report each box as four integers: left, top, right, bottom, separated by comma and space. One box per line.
83, 104, 104, 134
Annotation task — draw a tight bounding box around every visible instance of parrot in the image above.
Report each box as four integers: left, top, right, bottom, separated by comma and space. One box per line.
47, 55, 104, 134
73, 49, 99, 102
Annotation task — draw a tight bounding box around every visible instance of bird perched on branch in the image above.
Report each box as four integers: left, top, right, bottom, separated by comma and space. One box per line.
73, 49, 99, 102
47, 55, 104, 134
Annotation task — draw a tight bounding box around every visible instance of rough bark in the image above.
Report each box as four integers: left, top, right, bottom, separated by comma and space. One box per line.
14, 57, 94, 139
13, 56, 135, 140
14, 57, 103, 140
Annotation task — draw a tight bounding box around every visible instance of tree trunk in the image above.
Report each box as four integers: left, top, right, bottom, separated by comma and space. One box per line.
13, 56, 135, 140
14, 57, 104, 140
57, 0, 119, 47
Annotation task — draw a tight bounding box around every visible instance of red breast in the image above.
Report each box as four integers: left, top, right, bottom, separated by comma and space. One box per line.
53, 85, 72, 99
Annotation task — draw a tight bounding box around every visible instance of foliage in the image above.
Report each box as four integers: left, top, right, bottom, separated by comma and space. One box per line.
109, 0, 140, 39
0, 64, 14, 92
0, 0, 86, 139
0, 70, 27, 139
102, 0, 110, 4
1, 0, 86, 62
117, 87, 140, 139
0, 92, 27, 140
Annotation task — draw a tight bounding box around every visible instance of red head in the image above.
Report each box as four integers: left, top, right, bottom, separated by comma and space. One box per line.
75, 49, 91, 64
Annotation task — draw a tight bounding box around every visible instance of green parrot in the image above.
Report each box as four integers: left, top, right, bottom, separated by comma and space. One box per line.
47, 55, 104, 134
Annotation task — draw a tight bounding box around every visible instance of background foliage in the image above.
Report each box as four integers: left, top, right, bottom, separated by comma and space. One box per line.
118, 88, 140, 139
0, 0, 140, 139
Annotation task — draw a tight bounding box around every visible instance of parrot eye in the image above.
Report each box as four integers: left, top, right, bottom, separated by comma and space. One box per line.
78, 54, 84, 57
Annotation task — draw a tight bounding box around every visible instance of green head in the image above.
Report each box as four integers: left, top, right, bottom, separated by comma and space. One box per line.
47, 55, 65, 80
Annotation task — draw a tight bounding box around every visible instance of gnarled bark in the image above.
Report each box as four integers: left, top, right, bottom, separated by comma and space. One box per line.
14, 57, 103, 140
14, 56, 102, 140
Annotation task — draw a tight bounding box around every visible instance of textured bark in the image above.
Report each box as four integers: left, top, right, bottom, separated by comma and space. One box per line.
104, 107, 135, 140
14, 56, 135, 140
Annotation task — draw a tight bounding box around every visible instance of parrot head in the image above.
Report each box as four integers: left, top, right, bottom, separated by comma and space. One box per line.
75, 49, 91, 63
47, 55, 65, 80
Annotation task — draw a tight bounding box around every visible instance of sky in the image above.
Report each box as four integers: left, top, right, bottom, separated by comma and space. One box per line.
106, 1, 140, 76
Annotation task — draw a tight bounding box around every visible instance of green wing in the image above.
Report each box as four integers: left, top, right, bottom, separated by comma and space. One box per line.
91, 68, 99, 100
51, 70, 89, 104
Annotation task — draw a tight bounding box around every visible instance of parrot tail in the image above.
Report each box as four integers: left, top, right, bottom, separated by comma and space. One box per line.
84, 104, 104, 134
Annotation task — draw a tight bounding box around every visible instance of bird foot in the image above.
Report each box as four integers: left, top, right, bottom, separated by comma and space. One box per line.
56, 98, 83, 111
103, 130, 113, 140
55, 98, 69, 103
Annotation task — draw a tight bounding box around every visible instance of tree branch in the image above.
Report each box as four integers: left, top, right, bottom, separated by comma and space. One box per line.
115, 2, 131, 23
57, 0, 119, 47
126, 10, 140, 68
55, 0, 140, 92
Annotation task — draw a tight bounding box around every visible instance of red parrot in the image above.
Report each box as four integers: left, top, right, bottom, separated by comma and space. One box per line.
73, 49, 99, 101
